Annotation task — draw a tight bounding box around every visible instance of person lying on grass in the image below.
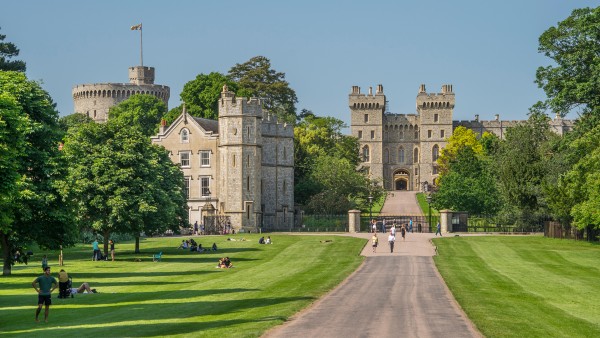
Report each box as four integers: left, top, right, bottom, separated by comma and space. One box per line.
70, 282, 97, 295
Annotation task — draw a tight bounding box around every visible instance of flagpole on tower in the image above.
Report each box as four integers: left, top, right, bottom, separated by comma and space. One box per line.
130, 23, 143, 66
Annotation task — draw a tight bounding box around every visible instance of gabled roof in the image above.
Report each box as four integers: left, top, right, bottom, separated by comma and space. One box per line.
151, 111, 219, 142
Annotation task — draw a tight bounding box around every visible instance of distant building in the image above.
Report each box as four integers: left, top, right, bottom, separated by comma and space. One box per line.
350, 84, 574, 192
72, 66, 169, 122
151, 86, 294, 232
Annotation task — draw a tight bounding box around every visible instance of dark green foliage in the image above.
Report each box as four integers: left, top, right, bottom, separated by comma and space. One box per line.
0, 28, 26, 72
108, 94, 167, 137
228, 56, 298, 123
176, 72, 239, 120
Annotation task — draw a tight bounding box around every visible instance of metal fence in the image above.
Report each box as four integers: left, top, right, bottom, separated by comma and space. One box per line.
465, 214, 547, 233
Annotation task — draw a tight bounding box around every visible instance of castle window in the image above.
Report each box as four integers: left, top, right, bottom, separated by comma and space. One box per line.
283, 180, 287, 194
200, 150, 210, 167
200, 176, 210, 197
415, 167, 418, 175
181, 128, 190, 143
180, 152, 191, 168
433, 165, 438, 175
358, 131, 363, 139
434, 114, 439, 122
184, 177, 190, 199
414, 148, 419, 163
428, 130, 432, 138
415, 130, 419, 139
398, 147, 405, 164
364, 114, 369, 123
432, 145, 440, 161
384, 149, 389, 164
371, 130, 375, 139
247, 176, 250, 191
362, 145, 370, 162
440, 130, 445, 138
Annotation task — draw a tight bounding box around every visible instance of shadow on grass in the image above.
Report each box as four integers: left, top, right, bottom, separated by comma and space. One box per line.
2, 293, 313, 336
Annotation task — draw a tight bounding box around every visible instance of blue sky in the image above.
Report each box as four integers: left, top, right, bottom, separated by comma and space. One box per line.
1, 1, 595, 128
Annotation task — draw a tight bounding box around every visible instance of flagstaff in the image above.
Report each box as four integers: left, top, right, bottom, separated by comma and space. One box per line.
130, 23, 143, 66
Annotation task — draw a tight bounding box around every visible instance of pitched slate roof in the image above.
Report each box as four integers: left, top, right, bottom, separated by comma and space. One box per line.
192, 117, 219, 134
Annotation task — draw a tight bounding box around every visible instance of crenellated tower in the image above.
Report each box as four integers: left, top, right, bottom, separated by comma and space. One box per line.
218, 85, 262, 232
416, 84, 455, 187
349, 84, 386, 180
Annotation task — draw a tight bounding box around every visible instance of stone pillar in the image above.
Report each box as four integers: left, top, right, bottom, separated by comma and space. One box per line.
440, 210, 453, 233
348, 210, 362, 233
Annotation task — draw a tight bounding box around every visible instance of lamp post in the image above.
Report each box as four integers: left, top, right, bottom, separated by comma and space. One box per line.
368, 195, 373, 232
426, 194, 432, 233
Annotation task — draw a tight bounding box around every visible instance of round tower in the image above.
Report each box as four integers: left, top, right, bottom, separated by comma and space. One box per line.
72, 66, 170, 123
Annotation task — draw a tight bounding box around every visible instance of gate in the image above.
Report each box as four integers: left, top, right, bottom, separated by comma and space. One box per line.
361, 215, 438, 233
204, 215, 232, 235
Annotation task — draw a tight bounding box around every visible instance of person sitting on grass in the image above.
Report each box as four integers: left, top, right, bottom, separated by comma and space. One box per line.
217, 257, 233, 268
258, 237, 265, 244
70, 282, 97, 295
212, 243, 218, 251
265, 236, 272, 244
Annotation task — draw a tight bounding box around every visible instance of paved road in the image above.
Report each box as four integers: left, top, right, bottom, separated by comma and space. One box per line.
380, 191, 423, 215
263, 232, 482, 338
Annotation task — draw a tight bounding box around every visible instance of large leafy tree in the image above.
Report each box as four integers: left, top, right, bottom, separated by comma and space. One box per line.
0, 71, 76, 275
534, 7, 600, 118
228, 56, 298, 123
108, 94, 167, 136
169, 72, 239, 122
436, 126, 483, 178
59, 121, 188, 255
433, 146, 500, 215
0, 28, 26, 72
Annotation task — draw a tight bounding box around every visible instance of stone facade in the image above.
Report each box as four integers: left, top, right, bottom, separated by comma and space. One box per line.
350, 84, 574, 192
72, 66, 170, 122
151, 86, 294, 231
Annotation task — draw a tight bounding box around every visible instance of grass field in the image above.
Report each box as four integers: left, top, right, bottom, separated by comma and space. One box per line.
434, 236, 600, 338
0, 234, 366, 337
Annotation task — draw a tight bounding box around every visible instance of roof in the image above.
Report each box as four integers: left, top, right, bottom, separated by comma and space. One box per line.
192, 116, 219, 133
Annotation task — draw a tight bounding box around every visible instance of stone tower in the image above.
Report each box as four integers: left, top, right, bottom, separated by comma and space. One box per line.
218, 85, 263, 232
72, 66, 170, 123
416, 84, 455, 188
349, 85, 386, 180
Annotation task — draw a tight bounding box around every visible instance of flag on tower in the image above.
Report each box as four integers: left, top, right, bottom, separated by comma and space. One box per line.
131, 23, 142, 30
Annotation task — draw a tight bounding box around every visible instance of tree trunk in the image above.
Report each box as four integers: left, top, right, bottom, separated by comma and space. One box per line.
103, 230, 110, 257
1, 233, 12, 276
135, 235, 140, 253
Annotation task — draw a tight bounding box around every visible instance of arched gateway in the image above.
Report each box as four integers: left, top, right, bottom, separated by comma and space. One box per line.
393, 169, 410, 190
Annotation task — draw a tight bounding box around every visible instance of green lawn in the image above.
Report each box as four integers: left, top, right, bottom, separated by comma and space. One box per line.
433, 236, 600, 337
0, 234, 365, 337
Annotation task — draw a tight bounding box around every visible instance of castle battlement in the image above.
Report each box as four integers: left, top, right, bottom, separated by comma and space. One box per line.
219, 86, 262, 117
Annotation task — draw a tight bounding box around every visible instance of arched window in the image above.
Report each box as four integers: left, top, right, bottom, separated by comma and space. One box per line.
180, 128, 190, 143
432, 144, 439, 161
413, 148, 419, 163
362, 145, 370, 162
384, 148, 389, 163
398, 147, 405, 164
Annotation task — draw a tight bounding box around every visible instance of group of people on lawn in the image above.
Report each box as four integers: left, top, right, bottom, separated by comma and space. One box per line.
178, 238, 218, 252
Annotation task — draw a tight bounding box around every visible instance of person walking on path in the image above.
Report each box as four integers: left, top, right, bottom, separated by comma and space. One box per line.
391, 224, 396, 238
109, 240, 115, 261
409, 218, 413, 233
194, 221, 198, 235
32, 266, 57, 323
401, 225, 406, 241
435, 222, 442, 236
371, 233, 378, 253
388, 231, 395, 253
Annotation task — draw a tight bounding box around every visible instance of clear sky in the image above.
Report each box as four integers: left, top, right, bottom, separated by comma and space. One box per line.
1, 1, 596, 128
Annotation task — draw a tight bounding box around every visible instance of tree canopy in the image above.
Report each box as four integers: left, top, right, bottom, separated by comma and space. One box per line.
0, 71, 76, 275
228, 56, 298, 123
108, 94, 167, 136
172, 72, 239, 121
0, 28, 26, 72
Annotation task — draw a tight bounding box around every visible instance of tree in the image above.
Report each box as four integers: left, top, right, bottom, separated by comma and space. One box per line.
108, 94, 167, 136
436, 126, 483, 178
175, 72, 239, 121
433, 146, 500, 215
0, 71, 76, 275
534, 7, 600, 118
0, 27, 26, 72
294, 113, 360, 207
228, 56, 298, 123
59, 121, 188, 255
58, 113, 93, 136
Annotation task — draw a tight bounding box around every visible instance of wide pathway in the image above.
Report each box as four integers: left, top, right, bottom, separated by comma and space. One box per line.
380, 191, 423, 215
263, 232, 482, 338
